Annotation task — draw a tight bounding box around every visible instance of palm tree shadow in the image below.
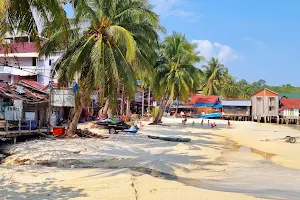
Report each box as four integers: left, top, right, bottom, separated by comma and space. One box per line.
0, 179, 87, 200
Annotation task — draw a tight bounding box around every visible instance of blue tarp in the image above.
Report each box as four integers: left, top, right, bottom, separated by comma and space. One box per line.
198, 113, 221, 118
194, 103, 222, 108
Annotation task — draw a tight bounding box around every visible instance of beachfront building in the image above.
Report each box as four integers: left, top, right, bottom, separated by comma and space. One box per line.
190, 95, 222, 118
0, 30, 62, 86
251, 88, 279, 123
221, 99, 251, 121
279, 98, 300, 124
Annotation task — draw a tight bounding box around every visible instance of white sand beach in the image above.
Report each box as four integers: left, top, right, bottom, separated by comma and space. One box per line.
1, 118, 300, 200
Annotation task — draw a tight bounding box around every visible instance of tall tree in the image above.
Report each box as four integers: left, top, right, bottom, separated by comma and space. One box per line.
152, 33, 203, 124
41, 0, 163, 135
202, 57, 227, 96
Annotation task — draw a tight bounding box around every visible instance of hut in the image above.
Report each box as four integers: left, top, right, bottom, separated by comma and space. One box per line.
190, 95, 222, 118
279, 98, 300, 124
0, 81, 49, 132
251, 88, 279, 123
221, 99, 251, 120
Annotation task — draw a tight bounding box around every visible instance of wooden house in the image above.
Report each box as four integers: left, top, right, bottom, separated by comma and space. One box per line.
0, 80, 49, 129
251, 88, 279, 122
190, 95, 222, 118
221, 99, 251, 120
279, 98, 300, 124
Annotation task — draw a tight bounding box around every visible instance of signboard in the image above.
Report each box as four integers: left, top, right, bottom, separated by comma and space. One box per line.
51, 89, 75, 107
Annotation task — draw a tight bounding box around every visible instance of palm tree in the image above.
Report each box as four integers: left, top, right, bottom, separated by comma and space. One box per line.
202, 57, 227, 96
152, 33, 203, 124
220, 71, 240, 98
0, 0, 68, 45
41, 0, 163, 135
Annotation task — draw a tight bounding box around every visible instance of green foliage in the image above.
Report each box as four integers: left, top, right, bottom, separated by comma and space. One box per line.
41, 0, 163, 112
201, 58, 300, 98
153, 33, 204, 102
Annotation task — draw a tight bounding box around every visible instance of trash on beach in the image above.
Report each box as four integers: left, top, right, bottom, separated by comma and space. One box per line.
147, 135, 191, 142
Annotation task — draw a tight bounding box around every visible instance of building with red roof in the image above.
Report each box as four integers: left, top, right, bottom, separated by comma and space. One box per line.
280, 98, 300, 118
189, 94, 221, 118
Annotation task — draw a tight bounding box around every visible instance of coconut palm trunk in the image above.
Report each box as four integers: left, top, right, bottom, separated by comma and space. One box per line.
68, 106, 82, 136
100, 99, 109, 118
152, 93, 169, 124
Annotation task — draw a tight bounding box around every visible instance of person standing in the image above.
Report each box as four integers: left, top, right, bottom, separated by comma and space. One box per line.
228, 120, 231, 127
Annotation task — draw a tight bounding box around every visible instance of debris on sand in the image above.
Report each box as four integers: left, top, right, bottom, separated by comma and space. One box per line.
75, 129, 109, 139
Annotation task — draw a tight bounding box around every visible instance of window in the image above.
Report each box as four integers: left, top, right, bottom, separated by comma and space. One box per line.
269, 107, 274, 111
32, 57, 37, 66
269, 97, 275, 104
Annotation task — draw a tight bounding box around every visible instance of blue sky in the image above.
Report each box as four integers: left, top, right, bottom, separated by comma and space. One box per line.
64, 0, 300, 86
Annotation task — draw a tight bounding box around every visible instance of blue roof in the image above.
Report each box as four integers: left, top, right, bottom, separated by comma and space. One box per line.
222, 100, 251, 106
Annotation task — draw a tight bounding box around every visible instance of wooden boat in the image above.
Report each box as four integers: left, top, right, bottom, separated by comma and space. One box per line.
148, 135, 159, 139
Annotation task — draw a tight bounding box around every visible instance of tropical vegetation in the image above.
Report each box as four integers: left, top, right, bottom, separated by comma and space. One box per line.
40, 0, 163, 134
152, 33, 203, 124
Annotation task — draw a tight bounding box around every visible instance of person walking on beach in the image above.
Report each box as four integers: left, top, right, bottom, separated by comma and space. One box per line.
208, 119, 210, 125
228, 120, 231, 128
201, 119, 204, 126
211, 123, 214, 129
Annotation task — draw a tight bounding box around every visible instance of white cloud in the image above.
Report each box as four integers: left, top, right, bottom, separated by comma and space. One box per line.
150, 0, 199, 21
192, 40, 241, 63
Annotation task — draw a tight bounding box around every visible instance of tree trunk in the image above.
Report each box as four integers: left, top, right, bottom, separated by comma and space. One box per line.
99, 99, 109, 118
152, 98, 169, 124
67, 105, 82, 136
120, 84, 125, 115
126, 97, 131, 121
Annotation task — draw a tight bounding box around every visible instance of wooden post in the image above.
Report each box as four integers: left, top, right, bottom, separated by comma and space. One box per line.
148, 86, 151, 114
38, 120, 41, 133
277, 116, 279, 124
18, 119, 21, 135
5, 120, 8, 135
142, 89, 145, 119
252, 116, 254, 121
48, 88, 52, 135
264, 116, 266, 123
13, 136, 16, 144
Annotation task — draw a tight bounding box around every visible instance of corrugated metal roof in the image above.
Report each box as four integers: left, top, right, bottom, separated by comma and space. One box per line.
222, 100, 251, 106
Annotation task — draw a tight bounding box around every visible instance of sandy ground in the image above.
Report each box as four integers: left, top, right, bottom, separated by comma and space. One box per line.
0, 118, 300, 200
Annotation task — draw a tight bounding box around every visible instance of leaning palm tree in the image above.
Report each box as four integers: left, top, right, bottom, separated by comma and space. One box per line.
41, 0, 163, 135
152, 33, 203, 124
202, 57, 227, 96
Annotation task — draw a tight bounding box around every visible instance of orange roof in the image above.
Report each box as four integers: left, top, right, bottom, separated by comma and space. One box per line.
280, 98, 300, 109
19, 80, 45, 90
190, 95, 219, 104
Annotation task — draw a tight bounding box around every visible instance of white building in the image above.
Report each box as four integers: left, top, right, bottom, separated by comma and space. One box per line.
0, 31, 63, 85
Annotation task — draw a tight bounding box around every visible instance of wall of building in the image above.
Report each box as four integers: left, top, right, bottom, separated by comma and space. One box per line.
251, 95, 279, 117
195, 106, 221, 115
283, 109, 300, 117
222, 106, 250, 116
0, 51, 62, 86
